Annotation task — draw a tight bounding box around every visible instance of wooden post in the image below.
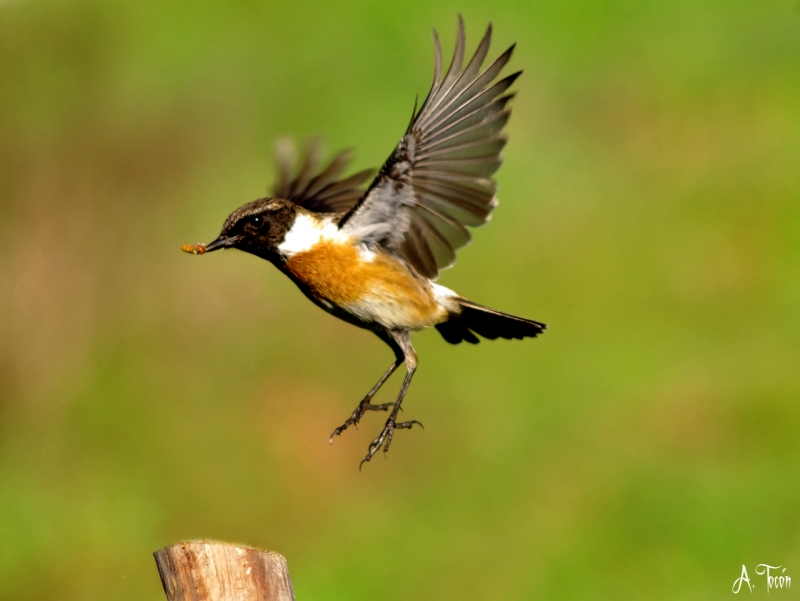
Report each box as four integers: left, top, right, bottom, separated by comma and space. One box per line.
154, 541, 295, 601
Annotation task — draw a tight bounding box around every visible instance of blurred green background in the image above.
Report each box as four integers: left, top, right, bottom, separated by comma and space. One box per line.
1, 0, 799, 599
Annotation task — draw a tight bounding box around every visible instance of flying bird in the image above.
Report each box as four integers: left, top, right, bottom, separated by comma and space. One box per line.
183, 17, 546, 466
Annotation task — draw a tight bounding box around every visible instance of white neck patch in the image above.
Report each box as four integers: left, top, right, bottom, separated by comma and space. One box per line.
277, 213, 344, 257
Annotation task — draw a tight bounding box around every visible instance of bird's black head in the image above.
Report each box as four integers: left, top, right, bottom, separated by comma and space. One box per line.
190, 198, 297, 261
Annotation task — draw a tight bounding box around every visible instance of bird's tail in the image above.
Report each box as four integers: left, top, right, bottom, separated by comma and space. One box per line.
435, 298, 546, 344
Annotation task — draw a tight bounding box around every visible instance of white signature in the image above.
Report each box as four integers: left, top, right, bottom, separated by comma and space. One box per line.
733, 564, 791, 593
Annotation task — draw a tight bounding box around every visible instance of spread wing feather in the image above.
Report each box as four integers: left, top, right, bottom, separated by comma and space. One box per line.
272, 137, 375, 213
339, 16, 520, 280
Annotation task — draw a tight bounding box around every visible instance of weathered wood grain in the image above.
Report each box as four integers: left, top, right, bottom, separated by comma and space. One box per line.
154, 541, 295, 601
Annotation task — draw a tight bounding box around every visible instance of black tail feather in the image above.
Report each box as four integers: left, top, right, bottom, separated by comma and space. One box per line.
435, 298, 546, 345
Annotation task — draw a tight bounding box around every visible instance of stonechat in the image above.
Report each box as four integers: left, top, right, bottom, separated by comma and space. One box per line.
183, 17, 546, 466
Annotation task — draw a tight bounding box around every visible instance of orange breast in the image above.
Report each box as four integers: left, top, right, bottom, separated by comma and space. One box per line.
283, 240, 445, 328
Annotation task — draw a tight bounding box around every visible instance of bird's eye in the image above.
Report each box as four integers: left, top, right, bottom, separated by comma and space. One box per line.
249, 215, 264, 229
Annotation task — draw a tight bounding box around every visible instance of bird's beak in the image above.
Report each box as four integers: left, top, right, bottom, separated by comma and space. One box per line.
203, 235, 237, 252
181, 235, 239, 255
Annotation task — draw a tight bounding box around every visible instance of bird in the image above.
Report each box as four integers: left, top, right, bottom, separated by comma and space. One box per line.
182, 17, 546, 467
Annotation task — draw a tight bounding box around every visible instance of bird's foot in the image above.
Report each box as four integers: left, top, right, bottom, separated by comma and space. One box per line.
359, 417, 423, 469
329, 399, 394, 443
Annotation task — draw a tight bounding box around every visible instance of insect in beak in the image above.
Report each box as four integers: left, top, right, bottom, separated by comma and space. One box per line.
182, 235, 240, 255
181, 242, 207, 255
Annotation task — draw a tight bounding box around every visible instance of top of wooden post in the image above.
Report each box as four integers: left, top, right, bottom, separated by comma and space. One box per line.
154, 541, 295, 601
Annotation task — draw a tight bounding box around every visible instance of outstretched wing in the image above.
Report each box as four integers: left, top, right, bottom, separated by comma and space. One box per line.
272, 137, 375, 213
338, 17, 520, 280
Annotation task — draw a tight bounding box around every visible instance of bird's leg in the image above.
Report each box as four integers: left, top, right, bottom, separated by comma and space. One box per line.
329, 358, 401, 443
360, 330, 422, 468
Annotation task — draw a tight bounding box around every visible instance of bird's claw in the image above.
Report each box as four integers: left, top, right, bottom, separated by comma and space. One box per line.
359, 418, 423, 469
329, 399, 395, 443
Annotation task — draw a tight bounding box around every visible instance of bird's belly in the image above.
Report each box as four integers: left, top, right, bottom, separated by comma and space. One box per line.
283, 240, 447, 330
